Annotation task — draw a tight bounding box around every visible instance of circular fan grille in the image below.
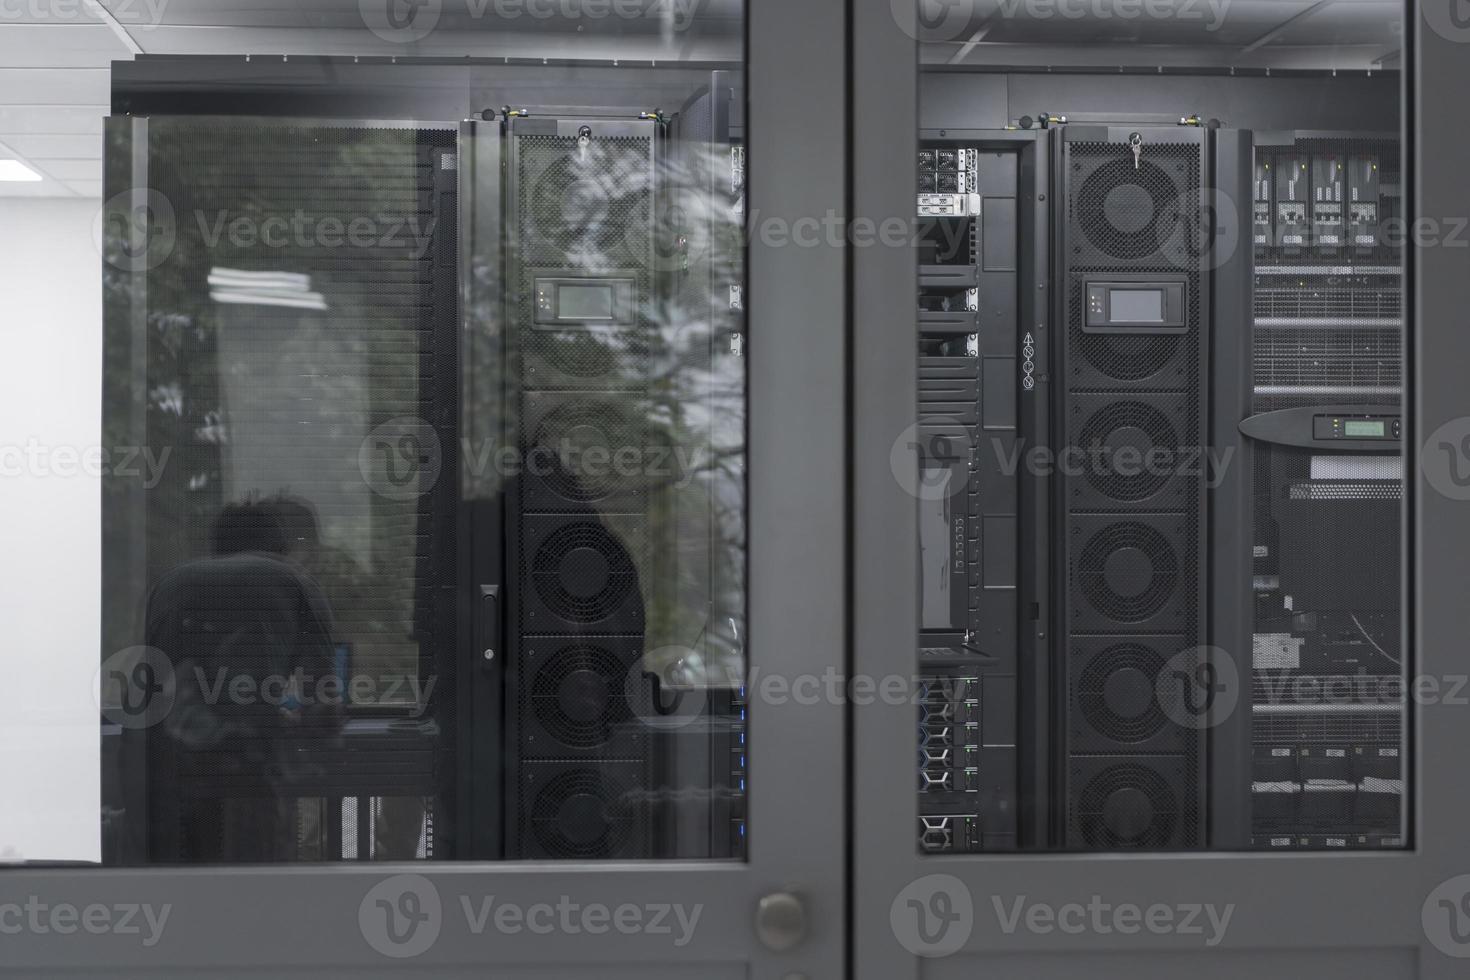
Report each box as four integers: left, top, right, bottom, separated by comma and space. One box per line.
531, 522, 640, 624
1078, 522, 1180, 622
1076, 763, 1179, 849
529, 769, 634, 859
1076, 158, 1184, 261
1077, 401, 1180, 502
1075, 333, 1180, 383
532, 331, 622, 382
527, 147, 650, 261
530, 401, 643, 503
530, 644, 633, 749
1078, 643, 1169, 743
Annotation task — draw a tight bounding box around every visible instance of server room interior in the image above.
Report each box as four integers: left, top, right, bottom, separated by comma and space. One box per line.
95, 46, 1404, 862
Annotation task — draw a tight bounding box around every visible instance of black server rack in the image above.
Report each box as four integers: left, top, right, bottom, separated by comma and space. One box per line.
103, 121, 461, 864
1245, 133, 1405, 851
912, 123, 1257, 853
495, 94, 747, 861
500, 112, 664, 860
1052, 126, 1213, 851
914, 133, 1043, 853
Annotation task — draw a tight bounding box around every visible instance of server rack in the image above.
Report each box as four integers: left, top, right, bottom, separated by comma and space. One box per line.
1245, 132, 1406, 851
909, 122, 1404, 854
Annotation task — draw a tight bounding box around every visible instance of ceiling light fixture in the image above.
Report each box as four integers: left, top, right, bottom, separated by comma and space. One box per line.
0, 160, 43, 182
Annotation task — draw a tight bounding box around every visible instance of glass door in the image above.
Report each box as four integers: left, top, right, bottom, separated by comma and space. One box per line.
2, 0, 848, 974
854, 2, 1470, 978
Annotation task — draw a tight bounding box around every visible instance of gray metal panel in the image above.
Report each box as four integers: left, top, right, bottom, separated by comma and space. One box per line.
743, 0, 850, 973
1208, 127, 1255, 851
925, 948, 1414, 979
4, 0, 850, 972
1412, 1, 1470, 977
919, 72, 1399, 132
852, 4, 921, 980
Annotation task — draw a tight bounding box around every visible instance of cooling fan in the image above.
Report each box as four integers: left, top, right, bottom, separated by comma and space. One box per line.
1075, 155, 1192, 264
523, 516, 646, 633
1076, 642, 1171, 746
1073, 760, 1185, 849
523, 765, 643, 860
1075, 519, 1184, 626
521, 393, 661, 509
524, 140, 653, 267
1074, 397, 1187, 506
525, 640, 646, 754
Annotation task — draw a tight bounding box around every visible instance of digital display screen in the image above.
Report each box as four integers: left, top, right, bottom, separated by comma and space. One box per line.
1110, 289, 1165, 322
1344, 420, 1387, 438
557, 283, 616, 320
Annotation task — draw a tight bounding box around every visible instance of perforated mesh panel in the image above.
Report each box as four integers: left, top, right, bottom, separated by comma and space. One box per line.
514, 135, 654, 390
522, 763, 648, 860
523, 639, 648, 753
1071, 394, 1189, 508
1076, 522, 1182, 623
526, 518, 647, 630
119, 121, 456, 864
1077, 643, 1169, 743
502, 122, 669, 859
1248, 136, 1406, 849
1067, 141, 1200, 271
1060, 134, 1207, 850
1073, 761, 1185, 849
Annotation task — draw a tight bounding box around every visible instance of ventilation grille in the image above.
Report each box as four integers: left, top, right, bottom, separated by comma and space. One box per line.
1253, 712, 1403, 745
521, 394, 657, 507
527, 642, 639, 751
519, 137, 653, 269
1077, 643, 1170, 744
525, 766, 642, 860
1074, 762, 1182, 849
1253, 325, 1402, 407
1077, 158, 1190, 261
1070, 332, 1185, 387
1077, 522, 1182, 624
1255, 283, 1402, 323
1287, 481, 1403, 501
515, 135, 654, 391
1074, 398, 1184, 505
1067, 140, 1199, 272
528, 520, 644, 628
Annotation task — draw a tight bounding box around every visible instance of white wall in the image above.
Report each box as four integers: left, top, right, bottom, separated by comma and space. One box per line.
0, 197, 103, 863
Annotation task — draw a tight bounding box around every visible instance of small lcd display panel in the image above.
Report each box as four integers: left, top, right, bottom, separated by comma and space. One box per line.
1110, 289, 1165, 322
557, 283, 616, 320
1344, 419, 1387, 438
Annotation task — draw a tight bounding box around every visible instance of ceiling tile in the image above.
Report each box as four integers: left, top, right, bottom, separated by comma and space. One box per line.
0, 106, 107, 134
1263, 0, 1401, 47
0, 0, 102, 25
0, 133, 102, 158
0, 67, 110, 106
0, 178, 77, 197
63, 178, 102, 197
31, 157, 100, 180
0, 24, 133, 68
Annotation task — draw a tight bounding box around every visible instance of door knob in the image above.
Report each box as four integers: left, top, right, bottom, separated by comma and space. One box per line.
755, 891, 808, 951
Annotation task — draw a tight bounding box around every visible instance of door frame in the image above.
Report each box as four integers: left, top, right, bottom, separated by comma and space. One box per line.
854, 2, 1470, 978
3, 0, 849, 974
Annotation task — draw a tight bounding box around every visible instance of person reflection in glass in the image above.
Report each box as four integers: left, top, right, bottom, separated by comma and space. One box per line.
144, 496, 340, 863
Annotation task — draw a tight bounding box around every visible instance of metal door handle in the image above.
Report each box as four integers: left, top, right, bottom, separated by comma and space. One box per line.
755, 891, 808, 952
